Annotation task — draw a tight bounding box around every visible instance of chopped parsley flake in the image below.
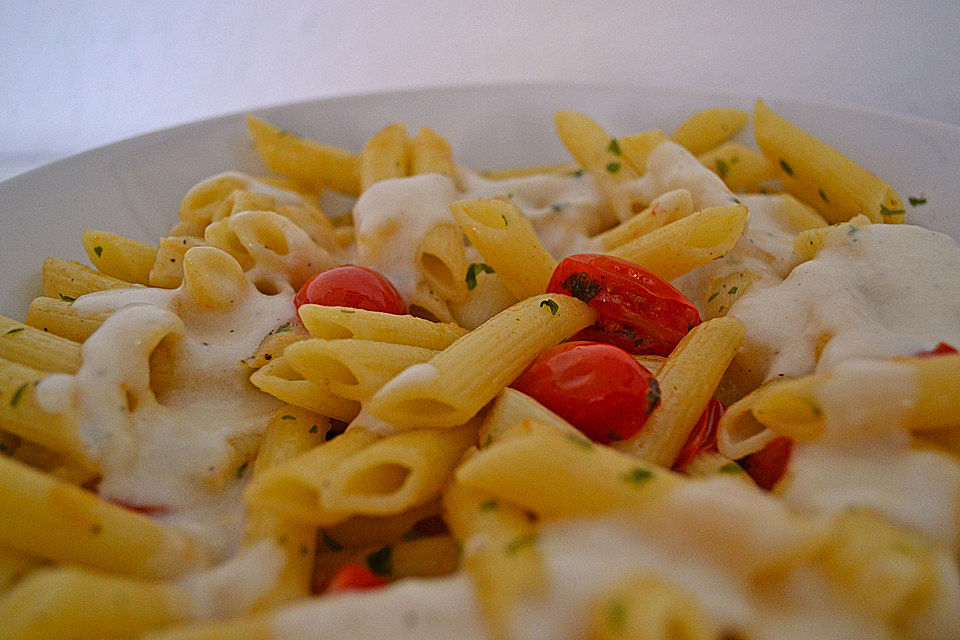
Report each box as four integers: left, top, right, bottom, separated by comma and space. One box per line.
505, 532, 537, 554
235, 462, 249, 478
501, 214, 509, 227
551, 203, 564, 212
274, 321, 292, 333
645, 378, 661, 413
366, 545, 393, 576
605, 161, 622, 174
621, 467, 654, 485
818, 188, 829, 203
715, 158, 730, 179
4, 327, 24, 336
880, 204, 905, 218
309, 424, 319, 434
321, 531, 344, 551
572, 169, 585, 177
561, 271, 602, 302
565, 433, 594, 451
606, 599, 627, 630
728, 286, 738, 295
482, 434, 493, 448
540, 299, 559, 315
719, 462, 743, 474
341, 309, 355, 314
59, 294, 76, 303
9, 382, 29, 408
465, 263, 495, 290
281, 414, 296, 420
908, 196, 927, 207
607, 138, 622, 156
93, 246, 103, 257
779, 159, 794, 175
479, 499, 499, 512
707, 292, 720, 303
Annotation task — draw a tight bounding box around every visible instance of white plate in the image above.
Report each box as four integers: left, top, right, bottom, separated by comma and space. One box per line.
2, 82, 959, 317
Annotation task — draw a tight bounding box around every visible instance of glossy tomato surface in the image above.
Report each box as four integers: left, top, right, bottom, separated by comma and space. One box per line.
739, 436, 793, 491
294, 265, 406, 314
511, 341, 660, 444
672, 397, 725, 471
324, 562, 388, 594
546, 254, 700, 356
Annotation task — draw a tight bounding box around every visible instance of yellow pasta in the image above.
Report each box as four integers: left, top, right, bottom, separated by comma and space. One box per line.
41, 257, 132, 301
450, 197, 557, 301
608, 205, 747, 280
321, 423, 478, 516
753, 99, 905, 224
410, 126, 457, 180
615, 317, 744, 466
698, 142, 777, 192
360, 122, 409, 192
0, 315, 81, 374
81, 230, 158, 286
416, 223, 469, 303
150, 236, 206, 288
297, 304, 468, 348
24, 296, 109, 343
249, 355, 360, 422
365, 294, 595, 429
479, 387, 580, 446
554, 110, 639, 183
246, 114, 361, 195
670, 107, 749, 155
594, 189, 694, 251
481, 161, 579, 180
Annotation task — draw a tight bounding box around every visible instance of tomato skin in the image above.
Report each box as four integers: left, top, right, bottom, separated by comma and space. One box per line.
324, 562, 388, 594
738, 436, 793, 491
294, 266, 406, 315
511, 341, 660, 445
672, 397, 725, 472
917, 342, 958, 357
546, 254, 701, 356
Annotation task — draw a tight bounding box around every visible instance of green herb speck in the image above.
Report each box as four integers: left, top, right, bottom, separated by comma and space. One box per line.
236, 462, 249, 478
621, 467, 654, 485
309, 424, 319, 434
59, 294, 76, 303
565, 433, 594, 451
540, 299, 559, 315
607, 138, 622, 156
728, 286, 738, 295
274, 321, 292, 333
605, 162, 621, 174
465, 263, 495, 290
818, 188, 829, 203
715, 158, 729, 179
4, 327, 25, 336
880, 204, 905, 218
366, 545, 393, 576
908, 196, 927, 207
505, 532, 537, 555
9, 382, 29, 408
341, 309, 356, 314
281, 414, 296, 420
707, 292, 720, 302
479, 499, 498, 512
501, 214, 509, 227
93, 246, 103, 257
779, 159, 794, 175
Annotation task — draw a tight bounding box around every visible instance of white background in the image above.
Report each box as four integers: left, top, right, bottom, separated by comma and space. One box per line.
2, 1, 958, 180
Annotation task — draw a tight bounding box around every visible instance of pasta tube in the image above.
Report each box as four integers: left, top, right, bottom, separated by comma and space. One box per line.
297, 304, 468, 348
753, 99, 905, 224
365, 294, 596, 429
81, 230, 158, 286
450, 197, 557, 300
608, 205, 747, 281
360, 122, 409, 191
615, 317, 745, 466
670, 107, 749, 155
41, 257, 132, 301
0, 315, 81, 374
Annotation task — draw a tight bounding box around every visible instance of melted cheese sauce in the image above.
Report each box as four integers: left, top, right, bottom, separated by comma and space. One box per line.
730, 223, 960, 385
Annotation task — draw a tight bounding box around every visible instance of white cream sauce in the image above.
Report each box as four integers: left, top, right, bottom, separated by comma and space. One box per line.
617, 140, 738, 211
729, 223, 960, 385
353, 173, 460, 300
36, 258, 295, 558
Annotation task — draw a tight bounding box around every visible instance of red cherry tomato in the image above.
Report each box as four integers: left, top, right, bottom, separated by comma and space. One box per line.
917, 342, 958, 357
738, 436, 793, 491
324, 562, 388, 595
546, 254, 701, 356
511, 341, 660, 445
294, 266, 406, 315
672, 397, 725, 472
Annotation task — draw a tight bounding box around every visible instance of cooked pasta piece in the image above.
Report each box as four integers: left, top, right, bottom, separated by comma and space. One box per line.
698, 142, 776, 192
41, 257, 132, 301
81, 230, 158, 286
670, 107, 749, 156
410, 126, 457, 180
0, 315, 81, 374
297, 304, 468, 348
247, 115, 361, 195
365, 294, 595, 429
594, 189, 694, 251
416, 224, 469, 303
450, 198, 557, 300
478, 387, 580, 446
614, 317, 744, 467
360, 122, 409, 192
24, 297, 109, 343
249, 355, 360, 422
608, 205, 747, 281
753, 99, 905, 224
150, 236, 206, 288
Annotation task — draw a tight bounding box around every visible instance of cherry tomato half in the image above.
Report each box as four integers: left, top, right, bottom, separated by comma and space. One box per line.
324, 562, 388, 595
546, 254, 701, 356
294, 266, 406, 315
917, 342, 958, 357
738, 436, 793, 491
511, 341, 660, 445
672, 397, 725, 472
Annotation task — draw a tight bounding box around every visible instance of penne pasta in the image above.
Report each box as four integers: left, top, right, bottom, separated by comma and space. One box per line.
360, 122, 409, 192
41, 257, 132, 301
670, 107, 749, 155
365, 294, 595, 429
0, 315, 81, 374
81, 230, 158, 286
410, 127, 457, 180
297, 304, 468, 348
698, 142, 777, 192
24, 296, 109, 343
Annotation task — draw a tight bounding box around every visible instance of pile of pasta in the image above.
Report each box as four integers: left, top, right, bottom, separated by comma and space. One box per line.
0, 98, 957, 640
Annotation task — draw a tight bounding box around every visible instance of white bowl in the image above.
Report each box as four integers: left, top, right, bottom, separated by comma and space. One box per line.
2, 82, 959, 317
